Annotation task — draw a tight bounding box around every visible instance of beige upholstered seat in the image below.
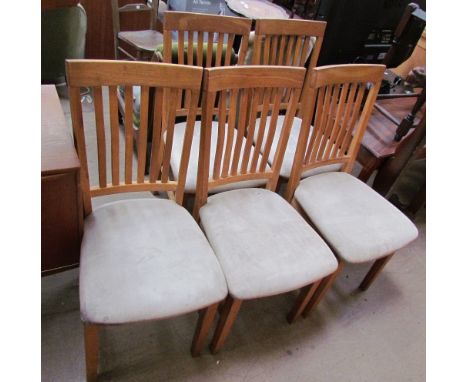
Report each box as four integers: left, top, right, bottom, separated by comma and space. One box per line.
294, 172, 418, 263
170, 121, 269, 193
80, 199, 227, 324
199, 188, 338, 300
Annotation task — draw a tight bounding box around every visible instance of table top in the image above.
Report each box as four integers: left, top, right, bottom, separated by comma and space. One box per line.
41, 85, 81, 175
167, 0, 289, 19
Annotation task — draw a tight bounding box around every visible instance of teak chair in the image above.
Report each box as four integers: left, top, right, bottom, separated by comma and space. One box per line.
249, 19, 327, 184
66, 60, 227, 381
161, 11, 252, 195
111, 0, 164, 60
284, 64, 418, 316
193, 66, 338, 353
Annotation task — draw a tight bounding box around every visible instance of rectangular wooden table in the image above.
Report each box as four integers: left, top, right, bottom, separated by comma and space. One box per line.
42, 85, 83, 276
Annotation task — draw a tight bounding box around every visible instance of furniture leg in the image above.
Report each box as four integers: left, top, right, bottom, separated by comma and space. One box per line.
191, 303, 219, 357
210, 296, 242, 354
302, 260, 344, 317
359, 254, 394, 291
84, 323, 99, 382
287, 281, 321, 324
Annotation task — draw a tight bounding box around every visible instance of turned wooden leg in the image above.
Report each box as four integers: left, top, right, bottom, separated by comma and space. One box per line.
287, 282, 321, 324
359, 254, 394, 291
84, 323, 99, 382
191, 303, 219, 357
302, 260, 344, 318
210, 296, 242, 354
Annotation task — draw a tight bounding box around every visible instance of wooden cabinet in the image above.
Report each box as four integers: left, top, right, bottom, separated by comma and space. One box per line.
42, 85, 83, 275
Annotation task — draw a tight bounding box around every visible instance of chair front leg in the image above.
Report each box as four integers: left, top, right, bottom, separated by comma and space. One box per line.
287, 281, 321, 324
191, 303, 219, 357
302, 260, 344, 318
359, 253, 394, 291
210, 295, 242, 354
84, 323, 99, 382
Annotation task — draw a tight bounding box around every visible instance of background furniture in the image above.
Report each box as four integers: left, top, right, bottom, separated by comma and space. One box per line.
41, 85, 83, 276
41, 3, 87, 84
111, 0, 164, 60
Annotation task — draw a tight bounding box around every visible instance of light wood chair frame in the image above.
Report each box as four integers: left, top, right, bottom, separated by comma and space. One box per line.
66, 59, 220, 381
283, 64, 386, 316
192, 66, 329, 353
111, 0, 161, 60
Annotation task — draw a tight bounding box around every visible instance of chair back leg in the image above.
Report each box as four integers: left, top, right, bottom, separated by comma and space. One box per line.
359, 254, 394, 291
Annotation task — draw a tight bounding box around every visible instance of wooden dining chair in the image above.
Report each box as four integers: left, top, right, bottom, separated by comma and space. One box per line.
111, 0, 164, 60
160, 11, 253, 197
248, 19, 327, 188
283, 64, 418, 317
193, 66, 339, 354
66, 60, 227, 381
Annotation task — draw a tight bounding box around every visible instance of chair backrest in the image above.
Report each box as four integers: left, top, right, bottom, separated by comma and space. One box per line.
162, 11, 252, 67
66, 60, 203, 215
251, 18, 326, 114
193, 66, 306, 218
285, 64, 385, 201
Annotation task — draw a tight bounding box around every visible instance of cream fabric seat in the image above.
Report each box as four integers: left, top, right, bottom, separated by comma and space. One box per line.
294, 172, 418, 264
253, 115, 343, 178
170, 120, 270, 193
199, 188, 338, 300
80, 199, 228, 324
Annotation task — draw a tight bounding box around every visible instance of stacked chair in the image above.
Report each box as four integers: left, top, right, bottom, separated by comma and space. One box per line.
66, 15, 419, 382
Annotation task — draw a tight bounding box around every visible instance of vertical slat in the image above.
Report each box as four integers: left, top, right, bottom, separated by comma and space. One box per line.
277, 35, 286, 65
108, 85, 120, 185
206, 32, 214, 68
224, 34, 235, 66
69, 86, 92, 216
230, 88, 249, 175
213, 90, 227, 179
260, 88, 282, 171
215, 32, 224, 67
263, 36, 271, 65
93, 86, 107, 188
163, 30, 172, 63
240, 88, 261, 174
299, 36, 311, 66
187, 31, 194, 66
136, 86, 150, 182
270, 35, 278, 65
197, 31, 204, 66
332, 82, 358, 158
292, 36, 302, 66
149, 87, 164, 182
237, 33, 249, 65
124, 86, 133, 184
178, 30, 185, 64
250, 88, 270, 172
221, 88, 239, 177
285, 35, 295, 66
175, 89, 200, 205
161, 88, 179, 182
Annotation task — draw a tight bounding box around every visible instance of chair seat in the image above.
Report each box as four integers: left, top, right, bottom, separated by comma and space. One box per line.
170, 120, 269, 193
80, 199, 227, 324
294, 172, 418, 263
199, 188, 338, 300
253, 115, 342, 178
118, 30, 164, 52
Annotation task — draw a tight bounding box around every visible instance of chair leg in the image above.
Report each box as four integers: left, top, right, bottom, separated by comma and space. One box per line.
302, 260, 344, 318
84, 323, 99, 382
210, 296, 242, 354
191, 303, 219, 357
287, 281, 321, 324
359, 254, 394, 291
